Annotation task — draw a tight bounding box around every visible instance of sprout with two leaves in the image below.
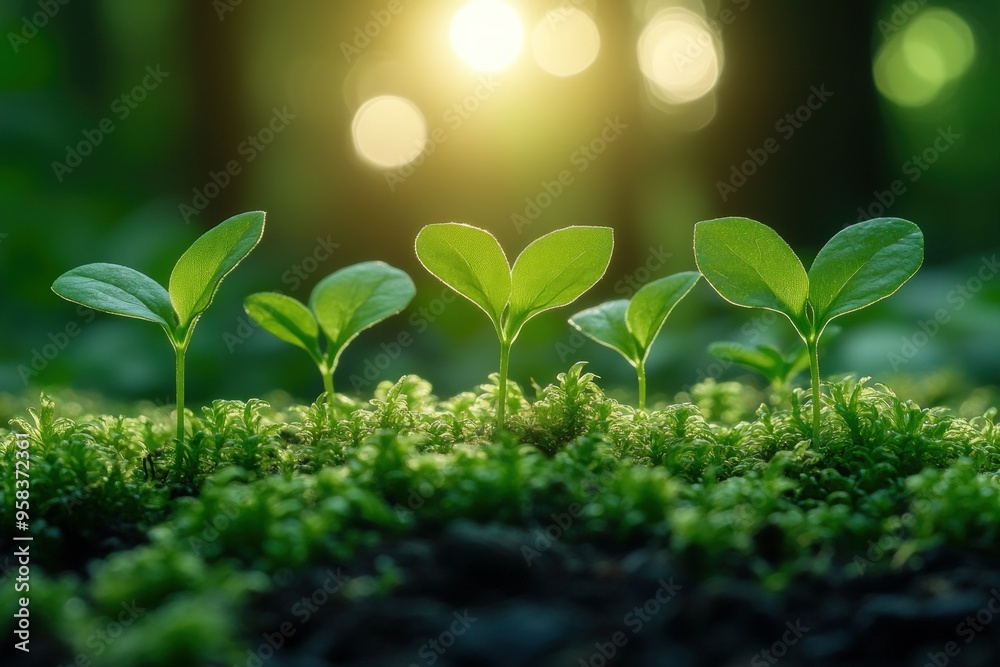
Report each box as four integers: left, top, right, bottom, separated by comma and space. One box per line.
52, 211, 266, 444
244, 262, 415, 419
569, 272, 701, 410
415, 223, 614, 434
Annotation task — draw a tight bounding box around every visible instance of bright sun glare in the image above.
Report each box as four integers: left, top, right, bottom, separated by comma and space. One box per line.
450, 0, 524, 72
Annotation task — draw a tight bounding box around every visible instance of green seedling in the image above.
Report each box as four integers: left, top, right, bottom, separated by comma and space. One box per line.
415, 223, 613, 433
52, 211, 266, 445
244, 261, 415, 417
694, 217, 923, 443
568, 272, 700, 409
708, 326, 841, 394
708, 341, 809, 390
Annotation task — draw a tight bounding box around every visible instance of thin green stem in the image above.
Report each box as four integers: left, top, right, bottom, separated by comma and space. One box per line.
173, 342, 187, 473
807, 336, 821, 445
322, 366, 335, 425
496, 339, 512, 437
637, 362, 647, 411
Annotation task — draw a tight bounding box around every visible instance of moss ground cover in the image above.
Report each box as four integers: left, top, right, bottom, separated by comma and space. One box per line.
2, 368, 999, 665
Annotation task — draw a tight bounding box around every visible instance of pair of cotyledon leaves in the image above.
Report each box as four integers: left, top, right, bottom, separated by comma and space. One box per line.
569, 272, 701, 368
244, 263, 415, 371
694, 216, 924, 341
52, 211, 267, 346
414, 223, 615, 343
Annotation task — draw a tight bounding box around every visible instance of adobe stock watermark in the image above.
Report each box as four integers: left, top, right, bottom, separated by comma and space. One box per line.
682, 309, 780, 391
521, 503, 583, 566
750, 619, 811, 666
385, 76, 502, 192
53, 600, 146, 667
18, 305, 96, 386
667, 0, 753, 74
557, 244, 672, 363
7, 0, 72, 53
212, 0, 246, 21
888, 253, 999, 371
347, 286, 456, 392
186, 496, 249, 556
237, 569, 351, 667
709, 0, 752, 33
51, 65, 170, 182
852, 509, 922, 575
223, 234, 339, 352
877, 0, 931, 38
921, 589, 1000, 667
391, 477, 446, 522
716, 84, 834, 202
578, 578, 682, 667
408, 611, 478, 667
511, 116, 629, 234
340, 0, 415, 62
179, 106, 296, 224
544, 0, 588, 26
855, 127, 960, 221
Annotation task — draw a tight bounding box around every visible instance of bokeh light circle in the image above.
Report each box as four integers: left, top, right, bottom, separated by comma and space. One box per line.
450, 0, 524, 72
351, 96, 427, 169
873, 8, 976, 107
532, 8, 601, 77
638, 8, 721, 104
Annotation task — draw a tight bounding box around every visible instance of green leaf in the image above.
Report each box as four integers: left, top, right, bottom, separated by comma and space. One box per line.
169, 211, 266, 327
414, 223, 511, 330
808, 218, 924, 329
694, 217, 809, 331
52, 263, 175, 329
569, 300, 639, 364
708, 341, 784, 381
310, 261, 416, 356
244, 292, 322, 363
626, 272, 700, 357
507, 226, 614, 339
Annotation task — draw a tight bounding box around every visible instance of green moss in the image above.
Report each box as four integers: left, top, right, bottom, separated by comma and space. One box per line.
2, 369, 998, 664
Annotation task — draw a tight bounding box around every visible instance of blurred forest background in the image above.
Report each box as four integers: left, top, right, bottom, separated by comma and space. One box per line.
1, 0, 997, 409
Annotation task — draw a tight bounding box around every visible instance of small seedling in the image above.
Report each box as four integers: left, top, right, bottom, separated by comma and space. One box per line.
569, 272, 700, 409
415, 223, 613, 433
52, 211, 266, 446
244, 261, 415, 417
708, 341, 809, 391
694, 216, 923, 443
708, 327, 841, 396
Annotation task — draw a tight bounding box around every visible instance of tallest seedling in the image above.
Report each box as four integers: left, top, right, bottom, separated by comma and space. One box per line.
52, 211, 265, 443
694, 217, 923, 444
416, 223, 613, 433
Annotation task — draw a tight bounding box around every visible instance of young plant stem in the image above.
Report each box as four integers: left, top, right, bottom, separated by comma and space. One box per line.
174, 341, 187, 469
322, 366, 335, 425
807, 336, 821, 444
636, 362, 647, 411
496, 339, 512, 435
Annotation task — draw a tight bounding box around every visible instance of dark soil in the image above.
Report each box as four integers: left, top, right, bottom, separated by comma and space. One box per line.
244, 522, 1000, 667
